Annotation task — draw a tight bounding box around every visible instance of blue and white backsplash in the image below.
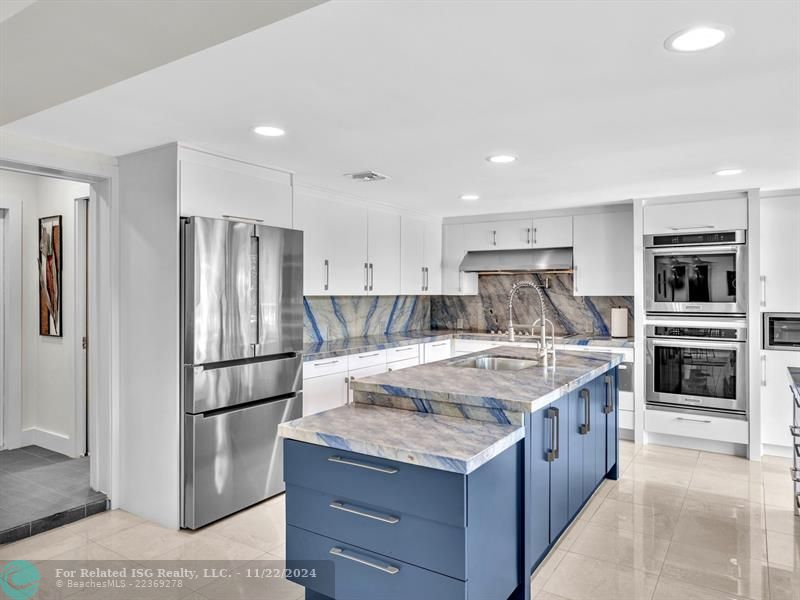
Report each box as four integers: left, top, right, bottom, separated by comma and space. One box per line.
431, 273, 634, 337
304, 296, 431, 342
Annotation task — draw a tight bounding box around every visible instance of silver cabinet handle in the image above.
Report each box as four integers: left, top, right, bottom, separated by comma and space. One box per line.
329, 501, 400, 524
526, 227, 531, 245
329, 547, 399, 575
666, 225, 714, 231
364, 262, 369, 291
421, 266, 426, 291
492, 229, 497, 246
573, 264, 578, 293
602, 374, 614, 414
760, 275, 766, 307
675, 416, 712, 423
328, 455, 399, 474
546, 406, 560, 462
579, 388, 590, 434
761, 354, 767, 386
358, 352, 380, 359
394, 346, 416, 353
431, 341, 448, 347
533, 227, 537, 245
369, 263, 374, 291
323, 259, 329, 291
313, 359, 341, 367
222, 214, 264, 223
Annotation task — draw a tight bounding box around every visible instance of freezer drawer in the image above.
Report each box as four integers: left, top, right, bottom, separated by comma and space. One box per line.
182, 393, 302, 529
184, 353, 302, 414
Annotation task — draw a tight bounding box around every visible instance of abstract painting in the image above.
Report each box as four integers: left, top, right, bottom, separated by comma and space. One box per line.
38, 215, 62, 337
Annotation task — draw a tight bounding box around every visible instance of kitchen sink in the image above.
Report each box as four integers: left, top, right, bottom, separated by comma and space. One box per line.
448, 355, 539, 371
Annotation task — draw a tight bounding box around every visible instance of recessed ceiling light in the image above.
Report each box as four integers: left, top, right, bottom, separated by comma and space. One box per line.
460, 194, 480, 201
486, 154, 517, 164
714, 168, 744, 176
253, 125, 285, 137
665, 26, 730, 52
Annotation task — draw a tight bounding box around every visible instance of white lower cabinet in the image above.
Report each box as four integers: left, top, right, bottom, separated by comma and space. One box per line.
761, 350, 798, 450
453, 339, 503, 355
387, 356, 420, 371
423, 340, 452, 363
646, 409, 748, 444
303, 371, 349, 417
348, 363, 388, 403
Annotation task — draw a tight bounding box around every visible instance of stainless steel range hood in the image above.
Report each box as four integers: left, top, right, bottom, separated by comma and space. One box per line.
459, 248, 573, 273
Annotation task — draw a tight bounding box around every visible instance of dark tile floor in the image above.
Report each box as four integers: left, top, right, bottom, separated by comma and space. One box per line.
0, 445, 107, 543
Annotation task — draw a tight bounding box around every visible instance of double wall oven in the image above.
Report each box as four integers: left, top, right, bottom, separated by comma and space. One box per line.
645, 230, 748, 418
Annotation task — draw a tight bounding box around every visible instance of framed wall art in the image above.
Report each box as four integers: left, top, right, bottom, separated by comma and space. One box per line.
39, 215, 62, 337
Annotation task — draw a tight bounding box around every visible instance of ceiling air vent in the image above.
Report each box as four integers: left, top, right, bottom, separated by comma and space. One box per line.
344, 170, 390, 182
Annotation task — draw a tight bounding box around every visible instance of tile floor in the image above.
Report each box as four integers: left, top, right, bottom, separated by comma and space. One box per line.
0, 441, 795, 600
0, 445, 107, 541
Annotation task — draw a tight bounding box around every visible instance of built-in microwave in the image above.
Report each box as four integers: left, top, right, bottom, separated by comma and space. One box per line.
763, 313, 800, 351
644, 230, 747, 315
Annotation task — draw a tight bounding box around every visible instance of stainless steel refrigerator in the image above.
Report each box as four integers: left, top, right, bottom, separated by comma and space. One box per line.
181, 216, 303, 529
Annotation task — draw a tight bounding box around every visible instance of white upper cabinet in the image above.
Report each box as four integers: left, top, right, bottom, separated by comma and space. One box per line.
573, 211, 634, 296
530, 216, 573, 248
294, 190, 367, 296
760, 194, 800, 311
367, 210, 401, 296
178, 148, 292, 228
643, 197, 747, 234
400, 217, 426, 294
442, 223, 478, 295
424, 219, 442, 294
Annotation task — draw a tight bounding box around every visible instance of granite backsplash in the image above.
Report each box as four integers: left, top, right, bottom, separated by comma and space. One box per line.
430, 273, 634, 337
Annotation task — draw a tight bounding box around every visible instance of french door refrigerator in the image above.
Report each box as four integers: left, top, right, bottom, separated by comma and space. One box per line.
181, 216, 303, 529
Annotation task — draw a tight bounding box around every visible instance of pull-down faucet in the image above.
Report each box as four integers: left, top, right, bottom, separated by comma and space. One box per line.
507, 281, 556, 367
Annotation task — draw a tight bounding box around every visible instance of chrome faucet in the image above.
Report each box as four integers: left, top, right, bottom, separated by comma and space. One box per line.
507, 281, 556, 367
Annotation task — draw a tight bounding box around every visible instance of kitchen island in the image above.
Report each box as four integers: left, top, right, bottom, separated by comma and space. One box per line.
279, 346, 622, 600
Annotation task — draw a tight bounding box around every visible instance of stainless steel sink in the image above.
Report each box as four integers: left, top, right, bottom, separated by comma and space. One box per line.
448, 355, 539, 371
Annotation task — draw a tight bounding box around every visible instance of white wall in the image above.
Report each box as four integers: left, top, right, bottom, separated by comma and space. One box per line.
21, 176, 89, 455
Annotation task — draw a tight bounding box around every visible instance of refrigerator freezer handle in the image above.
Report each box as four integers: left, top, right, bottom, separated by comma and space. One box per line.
251, 233, 260, 346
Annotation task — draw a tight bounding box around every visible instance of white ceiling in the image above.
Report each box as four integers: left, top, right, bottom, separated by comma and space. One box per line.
2, 0, 798, 217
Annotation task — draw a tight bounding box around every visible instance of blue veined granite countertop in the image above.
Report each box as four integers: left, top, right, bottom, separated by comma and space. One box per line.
303, 330, 634, 361
789, 367, 800, 397
278, 403, 524, 474
351, 346, 623, 418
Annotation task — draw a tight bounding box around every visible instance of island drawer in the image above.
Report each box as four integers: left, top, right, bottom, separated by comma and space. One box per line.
286, 484, 467, 580
287, 525, 466, 600
284, 440, 466, 527
305, 356, 348, 379
386, 344, 419, 363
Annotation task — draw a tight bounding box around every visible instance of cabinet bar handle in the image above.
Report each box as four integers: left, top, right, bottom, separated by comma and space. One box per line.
329, 547, 400, 575
602, 374, 614, 414
546, 406, 560, 461
534, 227, 537, 244
675, 417, 712, 424
421, 266, 426, 291
312, 359, 340, 367
492, 229, 497, 246
579, 388, 590, 434
666, 225, 714, 231
358, 352, 380, 359
526, 227, 531, 245
364, 262, 369, 291
761, 355, 767, 386
760, 275, 766, 307
431, 341, 448, 347
369, 263, 374, 291
323, 259, 329, 291
394, 346, 416, 352
329, 501, 400, 524
328, 455, 399, 474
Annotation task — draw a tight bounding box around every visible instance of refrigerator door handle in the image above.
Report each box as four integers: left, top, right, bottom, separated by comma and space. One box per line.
250, 232, 260, 346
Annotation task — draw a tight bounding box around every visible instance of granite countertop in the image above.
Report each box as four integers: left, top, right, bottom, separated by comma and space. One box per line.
351, 345, 623, 415
278, 403, 524, 474
303, 330, 634, 361
789, 367, 800, 397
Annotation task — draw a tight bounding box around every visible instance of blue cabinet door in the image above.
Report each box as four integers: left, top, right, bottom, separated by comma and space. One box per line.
567, 388, 583, 518
579, 383, 597, 499
603, 369, 619, 478
528, 409, 551, 562
592, 376, 606, 486
549, 394, 570, 541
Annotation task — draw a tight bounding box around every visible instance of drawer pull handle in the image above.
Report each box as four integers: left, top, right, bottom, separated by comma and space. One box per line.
328, 455, 399, 474
329, 501, 400, 524
431, 342, 448, 347
602, 374, 614, 414
394, 347, 416, 352
675, 417, 712, 424
358, 352, 381, 359
312, 360, 340, 367
579, 388, 590, 435
329, 547, 399, 575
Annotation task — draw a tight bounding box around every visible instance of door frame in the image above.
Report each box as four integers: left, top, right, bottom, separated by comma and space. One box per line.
74, 196, 89, 457
0, 208, 5, 449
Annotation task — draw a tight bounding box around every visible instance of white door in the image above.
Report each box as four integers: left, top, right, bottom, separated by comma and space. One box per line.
573, 211, 633, 296
303, 372, 349, 416
294, 191, 335, 295
462, 220, 529, 251
0, 210, 4, 448
387, 356, 419, 371
442, 224, 478, 296
401, 216, 426, 294
423, 340, 452, 363
530, 216, 573, 248
424, 219, 442, 294
367, 210, 401, 295
761, 350, 798, 450
760, 195, 800, 311
348, 363, 388, 403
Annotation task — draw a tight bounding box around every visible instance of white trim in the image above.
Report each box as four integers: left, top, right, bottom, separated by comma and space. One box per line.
442, 201, 633, 225
746, 189, 761, 460
646, 432, 747, 457
762, 443, 792, 459
632, 198, 645, 447
74, 197, 88, 457
0, 209, 5, 449
0, 187, 22, 451
21, 426, 73, 456
637, 187, 757, 207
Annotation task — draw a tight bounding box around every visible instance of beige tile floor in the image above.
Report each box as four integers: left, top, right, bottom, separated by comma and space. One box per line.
0, 441, 796, 600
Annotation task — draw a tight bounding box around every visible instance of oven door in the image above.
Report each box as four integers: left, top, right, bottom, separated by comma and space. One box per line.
646, 337, 746, 414
645, 244, 747, 314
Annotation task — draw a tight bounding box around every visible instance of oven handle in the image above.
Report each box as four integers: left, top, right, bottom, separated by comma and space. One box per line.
646, 338, 744, 351
646, 244, 741, 255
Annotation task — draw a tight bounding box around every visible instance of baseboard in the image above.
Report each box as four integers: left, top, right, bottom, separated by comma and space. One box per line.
21, 427, 74, 457
762, 443, 793, 459
645, 431, 748, 457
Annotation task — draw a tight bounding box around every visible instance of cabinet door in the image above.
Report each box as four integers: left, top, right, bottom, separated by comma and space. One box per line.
528, 410, 551, 563
760, 195, 800, 311
348, 363, 388, 403
179, 150, 292, 228
400, 217, 426, 294
294, 191, 336, 296
530, 216, 573, 248
580, 385, 598, 498
424, 219, 442, 294
423, 340, 452, 364
592, 376, 608, 484
761, 350, 796, 448
303, 372, 348, 416
442, 224, 478, 295
573, 211, 633, 296
549, 396, 570, 541
643, 197, 747, 234
567, 388, 584, 518
387, 356, 419, 371
367, 210, 401, 296
463, 219, 532, 251
603, 370, 619, 476
462, 222, 496, 251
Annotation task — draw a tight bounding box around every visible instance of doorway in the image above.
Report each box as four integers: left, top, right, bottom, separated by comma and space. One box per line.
0, 171, 106, 543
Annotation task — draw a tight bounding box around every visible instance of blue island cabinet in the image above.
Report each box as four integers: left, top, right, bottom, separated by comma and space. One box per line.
284, 439, 522, 600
